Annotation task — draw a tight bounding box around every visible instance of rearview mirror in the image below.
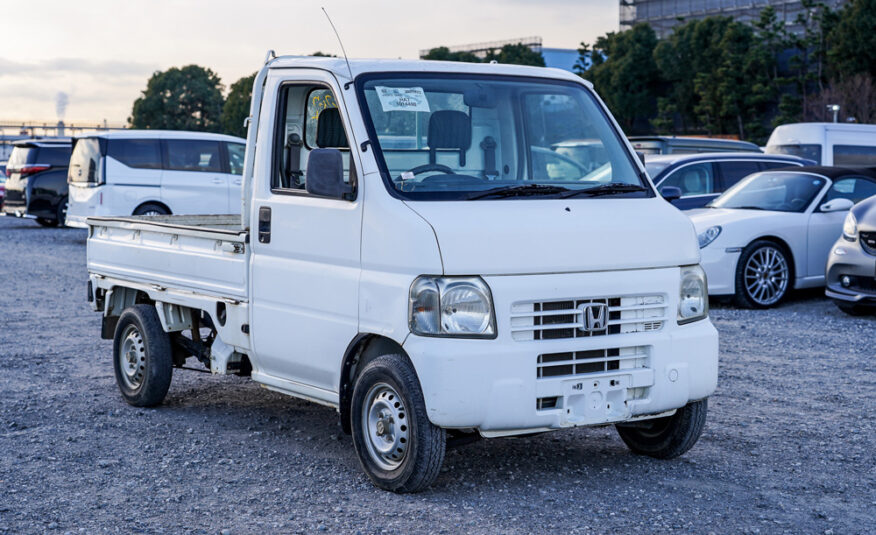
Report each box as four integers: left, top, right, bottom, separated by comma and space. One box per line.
305, 148, 352, 200
820, 198, 854, 212
660, 186, 682, 203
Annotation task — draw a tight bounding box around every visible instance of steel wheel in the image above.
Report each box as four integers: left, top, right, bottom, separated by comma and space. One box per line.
361, 382, 410, 471
743, 245, 789, 306
118, 324, 147, 390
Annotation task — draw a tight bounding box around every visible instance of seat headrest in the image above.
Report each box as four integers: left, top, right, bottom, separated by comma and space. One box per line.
316, 108, 348, 148
427, 110, 472, 152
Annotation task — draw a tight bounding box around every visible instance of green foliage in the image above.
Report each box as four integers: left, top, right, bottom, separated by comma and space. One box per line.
484, 44, 546, 67
221, 72, 256, 138
828, 0, 876, 79
582, 24, 660, 132
422, 46, 483, 63
129, 65, 225, 132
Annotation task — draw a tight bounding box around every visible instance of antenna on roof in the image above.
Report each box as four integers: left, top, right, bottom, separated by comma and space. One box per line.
321, 7, 354, 83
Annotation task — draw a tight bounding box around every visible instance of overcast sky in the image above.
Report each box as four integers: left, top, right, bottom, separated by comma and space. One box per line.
0, 0, 618, 125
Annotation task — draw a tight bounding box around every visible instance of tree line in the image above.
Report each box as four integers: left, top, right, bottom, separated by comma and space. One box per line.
129, 0, 874, 144
581, 0, 875, 143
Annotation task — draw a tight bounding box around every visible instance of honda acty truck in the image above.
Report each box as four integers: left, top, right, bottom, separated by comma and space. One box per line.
85, 54, 718, 493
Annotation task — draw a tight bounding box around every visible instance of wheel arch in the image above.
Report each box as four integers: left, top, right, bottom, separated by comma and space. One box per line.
745, 235, 798, 286
338, 334, 409, 434
133, 200, 171, 216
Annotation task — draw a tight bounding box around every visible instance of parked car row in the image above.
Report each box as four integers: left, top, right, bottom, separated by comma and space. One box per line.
1, 131, 245, 227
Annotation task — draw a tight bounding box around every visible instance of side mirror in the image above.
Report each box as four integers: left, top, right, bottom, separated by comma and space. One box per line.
636, 151, 646, 165
305, 148, 352, 199
820, 198, 854, 212
660, 186, 682, 203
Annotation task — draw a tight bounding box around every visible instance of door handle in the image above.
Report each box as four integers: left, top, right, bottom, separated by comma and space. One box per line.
258, 206, 271, 244
212, 178, 224, 184
233, 179, 242, 186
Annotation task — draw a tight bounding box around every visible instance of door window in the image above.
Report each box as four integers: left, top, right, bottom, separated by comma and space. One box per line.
164, 140, 222, 172
659, 163, 715, 196
107, 139, 161, 169
717, 161, 760, 190
273, 84, 353, 193
824, 177, 876, 204
226, 143, 245, 175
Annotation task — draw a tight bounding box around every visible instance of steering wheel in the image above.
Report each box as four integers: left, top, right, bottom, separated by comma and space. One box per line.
778, 198, 807, 211
395, 163, 455, 182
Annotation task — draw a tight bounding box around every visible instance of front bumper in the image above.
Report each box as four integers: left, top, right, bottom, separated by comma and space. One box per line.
403, 268, 719, 436
825, 238, 876, 304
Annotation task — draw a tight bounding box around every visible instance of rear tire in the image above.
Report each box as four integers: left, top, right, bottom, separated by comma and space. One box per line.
616, 399, 708, 459
36, 217, 58, 227
133, 203, 169, 216
112, 304, 173, 407
351, 354, 446, 493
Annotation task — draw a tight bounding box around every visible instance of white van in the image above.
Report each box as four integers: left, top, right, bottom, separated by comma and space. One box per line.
765, 122, 876, 166
66, 131, 246, 227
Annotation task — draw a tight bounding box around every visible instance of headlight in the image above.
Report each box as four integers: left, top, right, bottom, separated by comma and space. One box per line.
697, 225, 722, 249
409, 276, 496, 338
842, 212, 857, 240
678, 265, 708, 324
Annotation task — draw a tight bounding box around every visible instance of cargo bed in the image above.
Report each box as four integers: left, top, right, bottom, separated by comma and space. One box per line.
86, 214, 248, 300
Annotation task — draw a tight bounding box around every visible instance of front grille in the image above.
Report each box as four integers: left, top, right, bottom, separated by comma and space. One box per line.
860, 232, 876, 256
511, 295, 666, 341
536, 346, 649, 379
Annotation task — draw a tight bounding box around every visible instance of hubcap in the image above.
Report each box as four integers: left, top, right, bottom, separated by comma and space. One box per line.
361, 383, 409, 470
118, 325, 146, 389
744, 246, 789, 306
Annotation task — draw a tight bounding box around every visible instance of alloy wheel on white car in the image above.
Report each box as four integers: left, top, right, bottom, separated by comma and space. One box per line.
740, 244, 790, 307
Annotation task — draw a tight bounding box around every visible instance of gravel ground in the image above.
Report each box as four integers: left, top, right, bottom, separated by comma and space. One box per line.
1, 216, 874, 535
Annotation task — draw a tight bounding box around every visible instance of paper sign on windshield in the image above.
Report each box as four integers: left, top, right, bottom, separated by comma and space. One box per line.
375, 86, 430, 112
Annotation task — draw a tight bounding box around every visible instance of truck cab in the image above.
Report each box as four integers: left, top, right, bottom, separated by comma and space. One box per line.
86, 55, 718, 493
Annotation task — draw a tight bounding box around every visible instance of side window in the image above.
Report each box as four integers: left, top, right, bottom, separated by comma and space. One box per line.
659, 163, 716, 196
164, 140, 222, 172
273, 84, 353, 193
226, 143, 245, 175
717, 160, 760, 190
825, 177, 876, 204
107, 139, 162, 169
833, 145, 876, 167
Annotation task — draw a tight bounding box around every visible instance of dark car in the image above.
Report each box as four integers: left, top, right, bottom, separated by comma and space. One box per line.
645, 152, 816, 210
825, 186, 876, 315
2, 139, 72, 226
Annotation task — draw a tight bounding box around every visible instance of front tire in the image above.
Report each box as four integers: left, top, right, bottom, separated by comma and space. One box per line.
112, 304, 173, 407
351, 354, 446, 493
615, 399, 708, 459
734, 240, 792, 308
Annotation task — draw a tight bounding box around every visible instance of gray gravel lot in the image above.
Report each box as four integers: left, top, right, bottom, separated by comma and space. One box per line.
1, 216, 874, 535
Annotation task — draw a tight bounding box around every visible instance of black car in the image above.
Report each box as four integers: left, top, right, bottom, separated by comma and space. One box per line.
2, 139, 72, 226
645, 152, 816, 210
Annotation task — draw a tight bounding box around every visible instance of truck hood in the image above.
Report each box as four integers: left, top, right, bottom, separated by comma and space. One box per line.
405, 198, 699, 275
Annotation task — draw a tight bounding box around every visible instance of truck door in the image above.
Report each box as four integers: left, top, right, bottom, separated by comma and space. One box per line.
249, 73, 362, 400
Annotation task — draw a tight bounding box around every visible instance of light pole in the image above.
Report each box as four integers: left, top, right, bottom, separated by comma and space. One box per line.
827, 104, 840, 123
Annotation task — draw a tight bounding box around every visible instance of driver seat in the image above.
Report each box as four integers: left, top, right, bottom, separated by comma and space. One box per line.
427, 110, 471, 166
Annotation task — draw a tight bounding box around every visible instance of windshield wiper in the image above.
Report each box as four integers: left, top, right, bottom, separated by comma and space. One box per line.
467, 184, 569, 200
560, 183, 649, 198
734, 206, 766, 211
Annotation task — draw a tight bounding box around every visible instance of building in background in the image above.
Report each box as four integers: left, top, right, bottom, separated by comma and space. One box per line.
620, 0, 847, 38
419, 36, 581, 73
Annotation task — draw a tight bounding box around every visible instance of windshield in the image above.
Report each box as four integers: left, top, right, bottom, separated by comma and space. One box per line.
766, 144, 822, 163
710, 171, 826, 212
357, 75, 646, 200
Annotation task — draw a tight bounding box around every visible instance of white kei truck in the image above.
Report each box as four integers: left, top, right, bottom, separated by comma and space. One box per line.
85, 53, 719, 493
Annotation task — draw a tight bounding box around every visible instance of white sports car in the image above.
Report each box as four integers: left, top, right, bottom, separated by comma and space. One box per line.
689, 166, 876, 308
